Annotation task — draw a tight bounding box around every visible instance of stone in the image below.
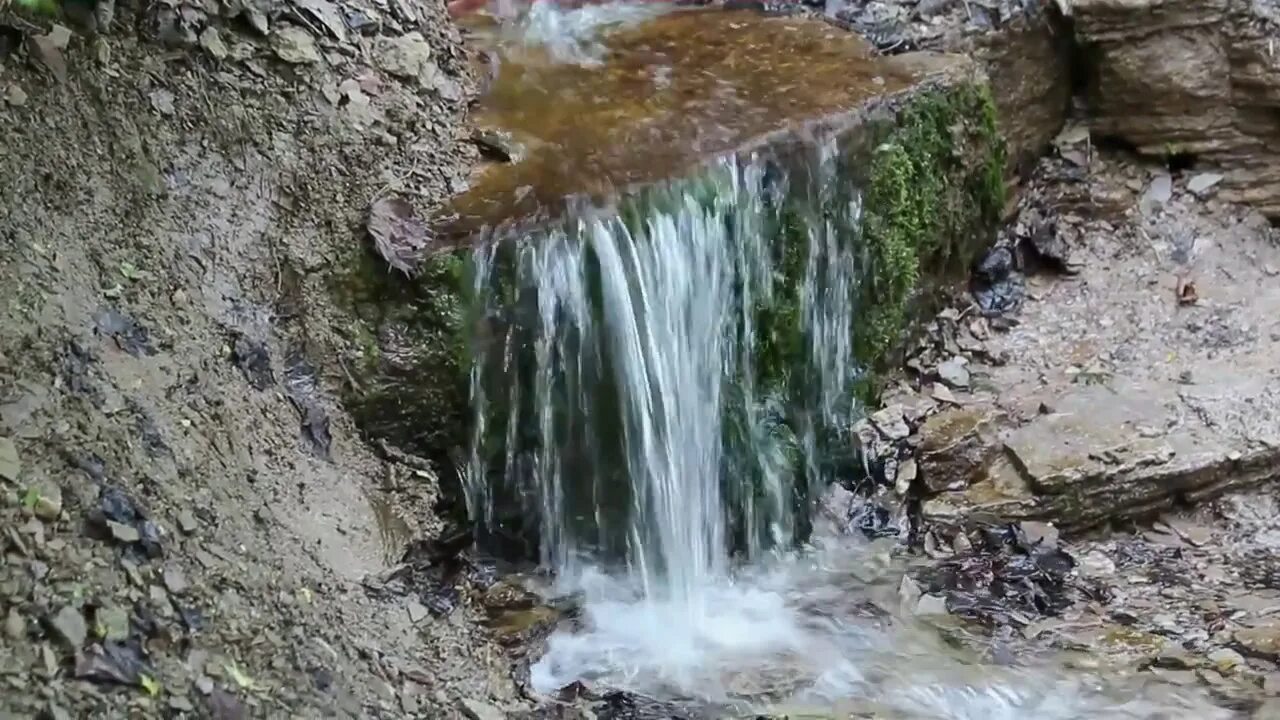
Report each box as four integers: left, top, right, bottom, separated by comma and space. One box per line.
1078, 550, 1116, 577
894, 458, 918, 497
1256, 700, 1280, 720
459, 698, 504, 720
1208, 647, 1246, 673
177, 509, 199, 534
869, 405, 910, 441
1141, 173, 1173, 213
1018, 521, 1059, 549
406, 599, 429, 624
5, 84, 27, 107
1187, 172, 1224, 197
272, 27, 322, 65
198, 27, 229, 60
936, 356, 971, 389
163, 566, 189, 594
107, 520, 140, 543
1236, 623, 1280, 659
0, 437, 20, 482
96, 605, 130, 641
50, 605, 87, 648
917, 408, 999, 493
931, 382, 959, 405
374, 32, 433, 81
915, 594, 949, 616
30, 482, 62, 521
898, 574, 922, 614
5, 607, 25, 640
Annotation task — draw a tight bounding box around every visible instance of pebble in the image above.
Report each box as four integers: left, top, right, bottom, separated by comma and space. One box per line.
870, 405, 910, 440
895, 458, 918, 496
1235, 623, 1280, 658
406, 599, 430, 624
5, 607, 25, 639
163, 566, 189, 594
177, 509, 199, 534
936, 357, 971, 389
1019, 521, 1059, 549
97, 605, 130, 641
915, 594, 949, 616
107, 520, 140, 543
1187, 172, 1224, 197
459, 698, 505, 720
272, 27, 322, 64
50, 605, 87, 648
32, 483, 62, 521
0, 436, 20, 481
1207, 647, 1246, 672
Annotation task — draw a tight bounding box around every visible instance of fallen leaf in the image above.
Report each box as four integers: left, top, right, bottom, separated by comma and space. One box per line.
1176, 276, 1198, 306
367, 196, 431, 275
225, 661, 254, 690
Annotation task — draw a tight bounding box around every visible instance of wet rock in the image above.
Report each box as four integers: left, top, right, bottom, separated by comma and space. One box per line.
869, 405, 910, 440
917, 408, 999, 493
915, 593, 949, 616
971, 245, 1024, 317
1236, 623, 1280, 659
231, 335, 274, 390
283, 352, 332, 460
272, 27, 322, 64
898, 574, 923, 613
93, 308, 156, 357
0, 436, 20, 482
936, 356, 971, 389
1208, 647, 1246, 673
50, 605, 87, 648
895, 457, 918, 496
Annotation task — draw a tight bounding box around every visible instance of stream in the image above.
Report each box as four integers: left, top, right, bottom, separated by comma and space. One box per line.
452, 4, 1241, 717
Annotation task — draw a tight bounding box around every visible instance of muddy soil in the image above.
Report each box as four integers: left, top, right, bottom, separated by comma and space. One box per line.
0, 3, 529, 718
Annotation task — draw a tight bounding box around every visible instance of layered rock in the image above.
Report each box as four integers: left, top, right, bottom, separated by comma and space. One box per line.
1074, 0, 1280, 217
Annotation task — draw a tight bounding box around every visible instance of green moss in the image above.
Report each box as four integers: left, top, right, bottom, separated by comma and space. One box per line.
856, 82, 1006, 377
330, 246, 472, 471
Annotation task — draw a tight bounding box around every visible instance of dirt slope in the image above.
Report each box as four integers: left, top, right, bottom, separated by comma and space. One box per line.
0, 1, 522, 717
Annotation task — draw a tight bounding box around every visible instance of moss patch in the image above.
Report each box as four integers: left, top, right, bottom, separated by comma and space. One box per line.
857, 82, 1006, 373
330, 245, 471, 474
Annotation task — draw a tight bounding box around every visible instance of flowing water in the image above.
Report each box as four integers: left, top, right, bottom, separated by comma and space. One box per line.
455, 4, 1239, 717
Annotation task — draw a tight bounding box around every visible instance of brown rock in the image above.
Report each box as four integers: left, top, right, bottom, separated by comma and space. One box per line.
917, 408, 1001, 493
1236, 622, 1280, 659
1074, 0, 1280, 218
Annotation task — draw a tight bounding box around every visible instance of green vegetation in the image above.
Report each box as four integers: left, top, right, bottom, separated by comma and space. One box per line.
857, 83, 1006, 373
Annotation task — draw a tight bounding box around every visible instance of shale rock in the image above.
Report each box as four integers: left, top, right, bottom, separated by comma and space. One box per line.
918, 407, 1001, 493
1074, 0, 1280, 218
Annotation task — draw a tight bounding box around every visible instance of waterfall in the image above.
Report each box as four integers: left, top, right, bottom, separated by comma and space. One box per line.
464, 145, 866, 601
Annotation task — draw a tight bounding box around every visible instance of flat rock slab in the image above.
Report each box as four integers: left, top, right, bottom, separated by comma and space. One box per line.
925, 159, 1280, 530
437, 8, 963, 240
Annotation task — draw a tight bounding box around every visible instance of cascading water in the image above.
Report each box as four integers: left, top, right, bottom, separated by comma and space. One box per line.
466, 150, 864, 605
